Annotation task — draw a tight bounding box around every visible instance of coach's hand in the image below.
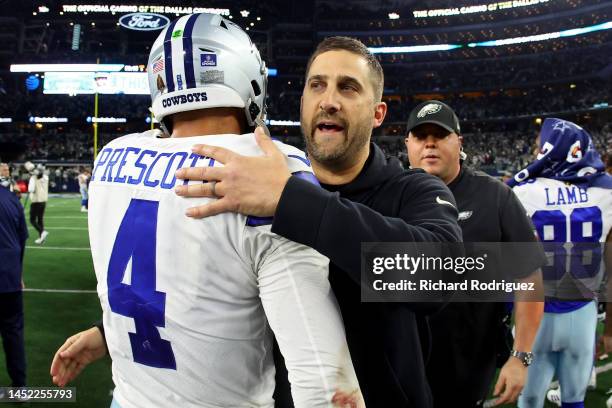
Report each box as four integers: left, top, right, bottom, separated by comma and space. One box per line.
492, 357, 526, 405
174, 126, 291, 218
50, 327, 107, 387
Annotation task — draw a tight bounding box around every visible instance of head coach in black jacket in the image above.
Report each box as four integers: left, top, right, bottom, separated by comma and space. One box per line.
175, 37, 462, 407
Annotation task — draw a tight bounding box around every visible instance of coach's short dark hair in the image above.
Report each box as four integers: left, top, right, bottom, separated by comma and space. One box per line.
305, 36, 384, 102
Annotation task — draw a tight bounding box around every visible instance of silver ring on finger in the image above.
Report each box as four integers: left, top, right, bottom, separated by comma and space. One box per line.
209, 180, 217, 198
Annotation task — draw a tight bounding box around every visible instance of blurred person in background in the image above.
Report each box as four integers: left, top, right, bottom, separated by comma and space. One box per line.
0, 163, 21, 198
77, 167, 90, 212
0, 164, 28, 389
26, 162, 49, 244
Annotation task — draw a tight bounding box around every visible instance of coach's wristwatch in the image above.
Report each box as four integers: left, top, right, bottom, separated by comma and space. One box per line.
510, 350, 533, 366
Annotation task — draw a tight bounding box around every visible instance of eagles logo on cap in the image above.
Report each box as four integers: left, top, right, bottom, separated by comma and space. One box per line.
417, 103, 442, 118
407, 100, 462, 135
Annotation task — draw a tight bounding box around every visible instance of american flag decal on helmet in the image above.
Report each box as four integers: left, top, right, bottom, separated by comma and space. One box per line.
152, 59, 165, 73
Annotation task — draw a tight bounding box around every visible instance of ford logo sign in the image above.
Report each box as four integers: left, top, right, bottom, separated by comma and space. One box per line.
119, 13, 169, 31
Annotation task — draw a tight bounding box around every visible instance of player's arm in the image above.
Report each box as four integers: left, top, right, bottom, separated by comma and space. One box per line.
28, 176, 35, 193
255, 235, 364, 408
50, 325, 107, 387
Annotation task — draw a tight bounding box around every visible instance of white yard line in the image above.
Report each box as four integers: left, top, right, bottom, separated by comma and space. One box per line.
26, 246, 90, 251
43, 216, 88, 219
28, 227, 88, 231
23, 288, 97, 294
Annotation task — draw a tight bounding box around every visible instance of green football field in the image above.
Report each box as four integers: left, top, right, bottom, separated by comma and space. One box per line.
0, 195, 610, 407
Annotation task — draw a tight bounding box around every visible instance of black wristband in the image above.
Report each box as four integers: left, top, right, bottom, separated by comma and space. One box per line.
93, 319, 109, 353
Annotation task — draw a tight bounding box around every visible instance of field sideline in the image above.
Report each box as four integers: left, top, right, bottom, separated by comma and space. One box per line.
0, 195, 610, 407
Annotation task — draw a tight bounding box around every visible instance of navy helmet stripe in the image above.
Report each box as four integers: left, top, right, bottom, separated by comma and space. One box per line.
182, 14, 199, 89
163, 19, 178, 92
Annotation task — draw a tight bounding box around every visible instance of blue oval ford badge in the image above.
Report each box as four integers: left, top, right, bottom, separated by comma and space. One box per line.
119, 13, 170, 31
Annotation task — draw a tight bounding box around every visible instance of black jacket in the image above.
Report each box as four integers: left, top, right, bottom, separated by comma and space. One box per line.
272, 143, 462, 407
427, 165, 544, 407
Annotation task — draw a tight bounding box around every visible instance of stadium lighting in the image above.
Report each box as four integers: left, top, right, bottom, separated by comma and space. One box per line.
368, 44, 462, 54
468, 21, 612, 47
10, 64, 125, 72
265, 120, 300, 127
72, 23, 81, 50
0, 118, 13, 123
86, 117, 127, 123
388, 12, 400, 20
29, 116, 69, 123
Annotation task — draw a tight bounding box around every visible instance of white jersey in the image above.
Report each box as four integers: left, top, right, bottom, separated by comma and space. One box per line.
77, 173, 89, 188
89, 130, 359, 408
28, 175, 48, 203
513, 177, 612, 303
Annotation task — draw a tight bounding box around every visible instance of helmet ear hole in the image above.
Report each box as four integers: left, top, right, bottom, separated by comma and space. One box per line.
251, 80, 261, 97
248, 101, 260, 122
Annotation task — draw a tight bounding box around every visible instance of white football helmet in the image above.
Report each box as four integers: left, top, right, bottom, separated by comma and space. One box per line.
148, 13, 267, 134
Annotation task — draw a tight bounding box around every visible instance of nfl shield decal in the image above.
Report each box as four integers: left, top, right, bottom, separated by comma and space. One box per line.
201, 54, 217, 67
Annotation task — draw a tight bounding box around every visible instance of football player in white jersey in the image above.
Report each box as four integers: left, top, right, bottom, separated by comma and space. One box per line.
509, 118, 612, 408
77, 168, 90, 212
54, 13, 362, 408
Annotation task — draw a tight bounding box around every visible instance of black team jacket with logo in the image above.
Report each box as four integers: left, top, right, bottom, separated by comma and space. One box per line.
271, 143, 462, 408
426, 165, 543, 408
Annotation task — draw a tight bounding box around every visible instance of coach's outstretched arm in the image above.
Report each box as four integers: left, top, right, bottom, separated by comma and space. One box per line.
50, 326, 107, 387
176, 127, 462, 286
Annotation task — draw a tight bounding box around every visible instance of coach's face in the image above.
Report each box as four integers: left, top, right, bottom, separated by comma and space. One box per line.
405, 123, 462, 185
301, 50, 386, 169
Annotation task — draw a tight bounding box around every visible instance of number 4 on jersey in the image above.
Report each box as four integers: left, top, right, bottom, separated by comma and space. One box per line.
107, 199, 176, 369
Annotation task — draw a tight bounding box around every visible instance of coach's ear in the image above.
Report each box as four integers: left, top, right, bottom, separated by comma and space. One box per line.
373, 102, 387, 128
